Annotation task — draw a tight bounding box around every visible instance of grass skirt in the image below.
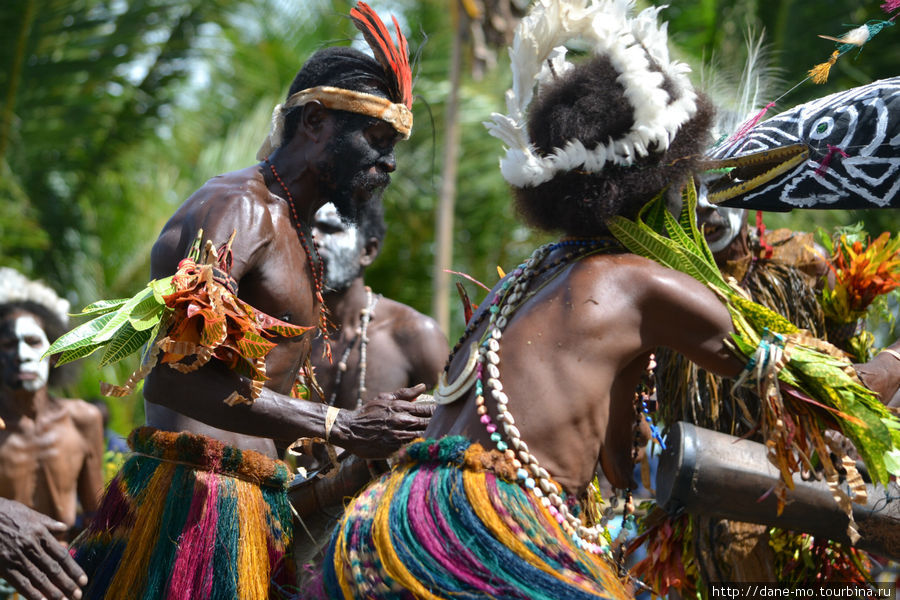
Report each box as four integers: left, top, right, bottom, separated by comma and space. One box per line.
71, 427, 294, 600
310, 436, 631, 599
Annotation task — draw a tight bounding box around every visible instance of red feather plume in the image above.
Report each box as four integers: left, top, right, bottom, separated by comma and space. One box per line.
350, 2, 413, 109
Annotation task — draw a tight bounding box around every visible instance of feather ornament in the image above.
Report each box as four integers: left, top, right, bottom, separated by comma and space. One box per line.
350, 2, 413, 109
484, 0, 698, 188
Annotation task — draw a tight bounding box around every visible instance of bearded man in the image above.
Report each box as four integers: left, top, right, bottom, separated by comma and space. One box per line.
309, 1, 900, 597
68, 5, 433, 600
289, 199, 448, 566
0, 268, 103, 600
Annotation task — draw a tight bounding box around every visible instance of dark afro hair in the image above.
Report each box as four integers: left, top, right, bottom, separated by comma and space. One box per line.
513, 54, 715, 237
282, 46, 392, 146
0, 301, 78, 388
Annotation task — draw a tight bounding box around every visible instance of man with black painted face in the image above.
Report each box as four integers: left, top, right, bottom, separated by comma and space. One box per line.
68, 5, 433, 599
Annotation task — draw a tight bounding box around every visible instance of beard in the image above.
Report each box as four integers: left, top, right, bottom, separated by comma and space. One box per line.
316, 124, 391, 224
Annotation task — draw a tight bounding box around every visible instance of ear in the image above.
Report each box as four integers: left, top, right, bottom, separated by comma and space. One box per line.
301, 101, 329, 140
360, 236, 380, 268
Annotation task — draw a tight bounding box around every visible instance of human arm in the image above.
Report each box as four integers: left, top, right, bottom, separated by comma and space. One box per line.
400, 311, 450, 390
0, 497, 87, 600
144, 361, 432, 458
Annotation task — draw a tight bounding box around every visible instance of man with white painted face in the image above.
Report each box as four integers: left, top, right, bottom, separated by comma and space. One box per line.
310, 200, 448, 412
0, 268, 103, 599
289, 200, 448, 566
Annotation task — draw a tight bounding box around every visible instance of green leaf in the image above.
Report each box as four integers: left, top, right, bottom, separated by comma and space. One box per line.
93, 286, 154, 343
150, 276, 175, 304
99, 322, 154, 367
78, 299, 129, 317
885, 449, 900, 477
608, 217, 687, 272
128, 293, 167, 332
45, 312, 116, 357
56, 342, 104, 367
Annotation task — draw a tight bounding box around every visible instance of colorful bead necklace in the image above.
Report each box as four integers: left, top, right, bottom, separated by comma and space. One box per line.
265, 158, 331, 360
439, 238, 627, 557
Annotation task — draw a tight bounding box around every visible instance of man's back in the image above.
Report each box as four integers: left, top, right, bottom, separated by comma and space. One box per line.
427, 248, 741, 495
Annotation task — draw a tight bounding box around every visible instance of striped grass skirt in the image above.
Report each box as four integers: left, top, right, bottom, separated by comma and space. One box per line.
71, 427, 294, 600
312, 436, 631, 599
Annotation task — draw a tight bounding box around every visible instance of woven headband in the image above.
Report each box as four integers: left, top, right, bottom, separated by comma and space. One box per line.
256, 86, 412, 160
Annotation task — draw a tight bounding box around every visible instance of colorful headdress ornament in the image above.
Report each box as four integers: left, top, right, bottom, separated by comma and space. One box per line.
485, 0, 698, 188
0, 267, 70, 327
256, 1, 413, 160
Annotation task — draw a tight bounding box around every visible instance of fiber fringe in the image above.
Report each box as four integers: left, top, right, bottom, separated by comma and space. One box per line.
308, 436, 631, 599
71, 427, 294, 600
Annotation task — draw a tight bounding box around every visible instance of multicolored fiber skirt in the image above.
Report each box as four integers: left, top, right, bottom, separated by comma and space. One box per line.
71, 427, 294, 600
310, 436, 631, 599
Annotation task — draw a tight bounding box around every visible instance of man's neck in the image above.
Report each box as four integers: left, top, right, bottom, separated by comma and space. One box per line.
0, 386, 51, 420
265, 152, 319, 224
325, 278, 369, 338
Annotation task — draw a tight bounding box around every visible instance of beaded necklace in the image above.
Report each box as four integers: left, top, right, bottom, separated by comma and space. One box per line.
265, 158, 331, 359
327, 286, 380, 409
438, 238, 628, 557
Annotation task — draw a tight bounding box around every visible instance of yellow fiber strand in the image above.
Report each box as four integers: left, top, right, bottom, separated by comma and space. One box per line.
809, 50, 839, 84
236, 480, 271, 600
370, 468, 445, 600
105, 462, 177, 599
463, 471, 563, 580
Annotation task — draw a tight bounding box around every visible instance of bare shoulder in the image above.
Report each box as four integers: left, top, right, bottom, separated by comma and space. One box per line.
379, 297, 445, 344
571, 252, 692, 295
58, 398, 103, 430
152, 166, 281, 277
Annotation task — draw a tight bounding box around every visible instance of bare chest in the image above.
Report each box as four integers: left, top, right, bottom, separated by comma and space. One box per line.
0, 416, 87, 498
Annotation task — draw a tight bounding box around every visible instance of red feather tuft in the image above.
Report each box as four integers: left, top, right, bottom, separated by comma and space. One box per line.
350, 2, 413, 108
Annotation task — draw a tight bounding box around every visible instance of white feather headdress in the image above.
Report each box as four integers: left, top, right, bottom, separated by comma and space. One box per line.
484, 0, 698, 188
0, 267, 69, 326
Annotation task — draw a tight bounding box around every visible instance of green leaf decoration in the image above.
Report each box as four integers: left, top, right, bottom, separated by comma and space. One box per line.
608, 217, 685, 273
99, 322, 154, 367
78, 299, 128, 317
56, 342, 105, 367
885, 449, 900, 477
140, 318, 164, 364
45, 312, 116, 357
93, 286, 154, 343
128, 293, 167, 332
149, 276, 175, 304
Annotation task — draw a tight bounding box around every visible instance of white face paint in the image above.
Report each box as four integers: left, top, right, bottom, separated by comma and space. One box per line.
14, 315, 51, 392
312, 203, 365, 292
697, 183, 745, 254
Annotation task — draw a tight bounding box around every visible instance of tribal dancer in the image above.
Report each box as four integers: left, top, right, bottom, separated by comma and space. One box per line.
62, 4, 433, 599
310, 1, 900, 598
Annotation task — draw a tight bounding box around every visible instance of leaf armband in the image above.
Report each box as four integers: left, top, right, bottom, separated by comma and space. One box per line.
46, 230, 312, 405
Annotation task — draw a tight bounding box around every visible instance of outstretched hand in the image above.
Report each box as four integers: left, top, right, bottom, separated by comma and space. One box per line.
0, 498, 87, 600
334, 383, 434, 458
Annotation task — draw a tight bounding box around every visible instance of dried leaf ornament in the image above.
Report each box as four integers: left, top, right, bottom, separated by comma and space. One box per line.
46, 230, 311, 405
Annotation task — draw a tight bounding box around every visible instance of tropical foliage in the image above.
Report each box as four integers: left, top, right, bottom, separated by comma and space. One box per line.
2, 0, 898, 436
